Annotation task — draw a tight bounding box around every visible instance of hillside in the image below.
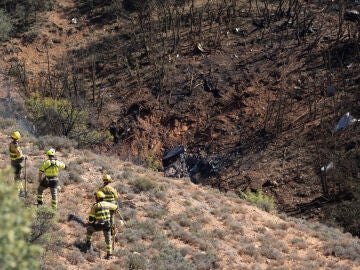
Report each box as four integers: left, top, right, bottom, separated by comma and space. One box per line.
0, 125, 360, 269
0, 0, 359, 244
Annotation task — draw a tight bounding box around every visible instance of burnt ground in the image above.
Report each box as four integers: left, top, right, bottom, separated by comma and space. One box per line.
98, 2, 360, 222
2, 0, 360, 232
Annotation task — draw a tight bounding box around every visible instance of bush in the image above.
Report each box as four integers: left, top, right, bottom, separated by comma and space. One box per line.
0, 9, 13, 41
146, 151, 161, 171
149, 244, 194, 270
29, 206, 57, 244
25, 94, 105, 146
0, 117, 17, 130
192, 252, 218, 270
129, 177, 157, 193
0, 168, 42, 269
35, 135, 78, 151
327, 201, 360, 237
127, 252, 147, 270
238, 189, 276, 212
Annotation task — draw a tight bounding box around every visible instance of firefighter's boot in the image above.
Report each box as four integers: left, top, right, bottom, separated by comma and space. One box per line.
105, 254, 113, 260
85, 241, 93, 253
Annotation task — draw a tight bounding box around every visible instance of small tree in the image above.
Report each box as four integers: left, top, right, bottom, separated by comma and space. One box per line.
0, 168, 42, 269
25, 93, 105, 146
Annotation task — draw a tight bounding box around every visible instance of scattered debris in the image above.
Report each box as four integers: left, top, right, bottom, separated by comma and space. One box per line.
195, 43, 207, 54
335, 112, 359, 131
321, 162, 334, 172
307, 26, 315, 34
162, 146, 220, 182
163, 146, 187, 178
326, 85, 335, 96
344, 9, 359, 21
71, 17, 78, 24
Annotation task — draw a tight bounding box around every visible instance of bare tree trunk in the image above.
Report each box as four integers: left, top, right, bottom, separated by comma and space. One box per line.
337, 0, 345, 40
91, 55, 96, 103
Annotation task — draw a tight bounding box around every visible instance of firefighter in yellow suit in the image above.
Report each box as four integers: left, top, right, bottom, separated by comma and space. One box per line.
37, 148, 66, 209
98, 174, 119, 204
86, 191, 118, 260
9, 131, 27, 196
97, 174, 119, 233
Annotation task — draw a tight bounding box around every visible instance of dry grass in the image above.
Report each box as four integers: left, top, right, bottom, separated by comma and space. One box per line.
0, 120, 360, 269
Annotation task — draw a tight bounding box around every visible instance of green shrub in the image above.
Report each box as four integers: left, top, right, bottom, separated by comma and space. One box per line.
146, 151, 161, 171
0, 168, 42, 269
25, 93, 105, 146
327, 201, 360, 237
238, 188, 276, 212
30, 206, 57, 245
129, 177, 157, 193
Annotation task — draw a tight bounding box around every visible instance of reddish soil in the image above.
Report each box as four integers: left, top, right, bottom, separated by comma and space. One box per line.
1, 0, 359, 226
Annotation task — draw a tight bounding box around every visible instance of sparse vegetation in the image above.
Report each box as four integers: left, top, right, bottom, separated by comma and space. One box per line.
25, 94, 104, 146
129, 177, 158, 193
0, 169, 42, 270
0, 124, 360, 268
0, 9, 12, 41
146, 151, 161, 171
0, 0, 360, 268
238, 189, 276, 212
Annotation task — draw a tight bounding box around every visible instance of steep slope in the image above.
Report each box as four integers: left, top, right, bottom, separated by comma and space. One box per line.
0, 122, 360, 269
1, 0, 359, 242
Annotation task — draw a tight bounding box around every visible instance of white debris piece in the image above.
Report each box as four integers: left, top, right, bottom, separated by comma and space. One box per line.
321, 162, 334, 172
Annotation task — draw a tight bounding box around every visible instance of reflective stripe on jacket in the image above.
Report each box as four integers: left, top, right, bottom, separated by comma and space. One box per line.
39, 158, 66, 177
88, 201, 118, 224
9, 141, 23, 161
99, 185, 119, 203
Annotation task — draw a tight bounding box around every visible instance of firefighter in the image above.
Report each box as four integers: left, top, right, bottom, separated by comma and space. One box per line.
98, 174, 119, 204
9, 131, 27, 196
37, 148, 66, 209
98, 174, 120, 241
86, 191, 118, 260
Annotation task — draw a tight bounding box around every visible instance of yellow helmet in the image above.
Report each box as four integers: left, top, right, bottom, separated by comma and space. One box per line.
11, 131, 21, 140
46, 148, 56, 156
95, 191, 106, 199
102, 174, 112, 183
